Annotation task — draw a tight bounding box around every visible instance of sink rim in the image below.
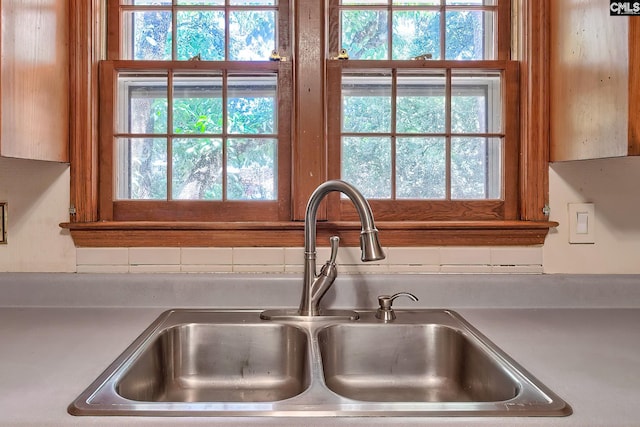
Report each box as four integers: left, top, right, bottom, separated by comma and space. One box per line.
68, 308, 572, 417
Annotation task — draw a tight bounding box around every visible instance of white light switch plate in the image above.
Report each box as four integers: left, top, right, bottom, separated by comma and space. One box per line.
568, 203, 595, 244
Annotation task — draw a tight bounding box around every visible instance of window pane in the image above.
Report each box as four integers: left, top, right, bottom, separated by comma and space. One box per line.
124, 10, 172, 60
230, 0, 277, 5
116, 138, 167, 200
451, 71, 501, 133
177, 0, 225, 4
117, 72, 168, 134
123, 5, 278, 61
342, 137, 391, 198
229, 11, 276, 60
396, 72, 446, 133
446, 0, 496, 5
392, 11, 441, 60
397, 137, 446, 199
341, 10, 388, 60
172, 138, 223, 200
445, 10, 495, 60
227, 74, 277, 134
342, 0, 388, 5
173, 73, 223, 134
176, 10, 225, 61
122, 1, 172, 5
342, 73, 392, 133
227, 138, 277, 200
393, 0, 440, 4
451, 137, 501, 199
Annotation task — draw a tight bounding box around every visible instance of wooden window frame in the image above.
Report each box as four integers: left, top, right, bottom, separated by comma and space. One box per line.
62, 0, 556, 247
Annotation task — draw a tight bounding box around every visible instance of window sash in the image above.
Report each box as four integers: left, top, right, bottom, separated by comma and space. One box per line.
113, 2, 280, 61
99, 60, 293, 222
326, 59, 519, 222
328, 0, 509, 61
113, 69, 279, 202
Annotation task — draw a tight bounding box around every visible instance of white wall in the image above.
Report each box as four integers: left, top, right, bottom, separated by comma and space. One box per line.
544, 157, 640, 273
2, 156, 640, 274
0, 157, 75, 272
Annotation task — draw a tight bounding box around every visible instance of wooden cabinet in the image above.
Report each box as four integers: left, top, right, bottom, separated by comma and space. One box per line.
0, 0, 69, 162
550, 0, 639, 161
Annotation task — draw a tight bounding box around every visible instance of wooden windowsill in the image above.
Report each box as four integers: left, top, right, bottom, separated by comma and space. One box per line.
60, 220, 558, 247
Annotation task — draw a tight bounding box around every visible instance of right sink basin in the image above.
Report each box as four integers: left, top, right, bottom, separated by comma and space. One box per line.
318, 323, 519, 403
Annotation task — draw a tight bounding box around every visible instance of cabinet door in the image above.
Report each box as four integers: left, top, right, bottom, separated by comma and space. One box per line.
0, 0, 69, 162
550, 0, 639, 161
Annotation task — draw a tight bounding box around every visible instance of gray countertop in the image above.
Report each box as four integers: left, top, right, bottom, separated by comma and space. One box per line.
1, 273, 640, 426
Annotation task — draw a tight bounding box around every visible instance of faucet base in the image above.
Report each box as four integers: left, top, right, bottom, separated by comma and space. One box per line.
260, 309, 359, 322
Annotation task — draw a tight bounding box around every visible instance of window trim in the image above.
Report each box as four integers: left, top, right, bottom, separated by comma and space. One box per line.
62, 0, 557, 247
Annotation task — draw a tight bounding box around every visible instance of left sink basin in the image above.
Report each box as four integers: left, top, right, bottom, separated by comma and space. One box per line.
69, 310, 311, 416
118, 322, 309, 402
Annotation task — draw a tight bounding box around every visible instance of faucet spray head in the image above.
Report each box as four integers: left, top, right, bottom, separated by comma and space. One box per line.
360, 230, 386, 262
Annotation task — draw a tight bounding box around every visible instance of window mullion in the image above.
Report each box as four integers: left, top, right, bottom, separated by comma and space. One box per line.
387, 2, 393, 61
497, 0, 511, 60
222, 70, 229, 202
391, 68, 397, 200
167, 71, 174, 201
440, 3, 446, 60
292, 0, 328, 220
172, 5, 177, 61
224, 4, 230, 61
108, 2, 120, 60
445, 68, 452, 201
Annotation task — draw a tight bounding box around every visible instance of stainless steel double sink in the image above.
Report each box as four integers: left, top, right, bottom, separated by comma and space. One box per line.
69, 309, 571, 417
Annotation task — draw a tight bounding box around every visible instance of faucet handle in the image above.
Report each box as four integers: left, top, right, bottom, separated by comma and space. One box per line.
376, 292, 418, 322
319, 236, 339, 279
328, 236, 339, 264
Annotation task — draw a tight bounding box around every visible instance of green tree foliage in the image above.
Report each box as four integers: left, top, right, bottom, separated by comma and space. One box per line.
392, 11, 440, 60
177, 11, 226, 60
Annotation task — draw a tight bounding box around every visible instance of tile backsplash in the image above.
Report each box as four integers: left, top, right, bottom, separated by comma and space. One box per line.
76, 246, 543, 274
